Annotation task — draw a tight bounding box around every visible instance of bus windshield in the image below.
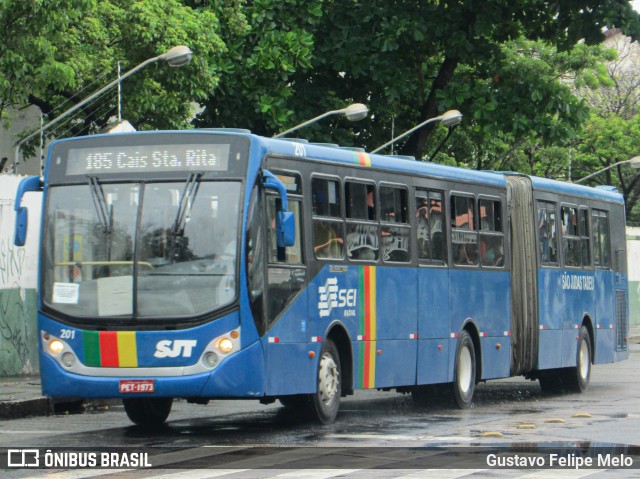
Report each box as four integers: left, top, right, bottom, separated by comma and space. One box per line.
42, 180, 241, 321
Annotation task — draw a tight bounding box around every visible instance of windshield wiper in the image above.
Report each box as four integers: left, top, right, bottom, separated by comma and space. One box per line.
87, 176, 112, 234
171, 172, 203, 237
87, 175, 114, 261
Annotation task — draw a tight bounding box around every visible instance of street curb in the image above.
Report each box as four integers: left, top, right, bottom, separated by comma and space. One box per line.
0, 397, 53, 420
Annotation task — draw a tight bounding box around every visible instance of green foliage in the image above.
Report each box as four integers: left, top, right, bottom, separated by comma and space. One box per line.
1, 0, 221, 141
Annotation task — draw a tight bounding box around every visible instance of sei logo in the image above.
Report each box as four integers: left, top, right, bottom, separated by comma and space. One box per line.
154, 340, 197, 358
318, 277, 358, 318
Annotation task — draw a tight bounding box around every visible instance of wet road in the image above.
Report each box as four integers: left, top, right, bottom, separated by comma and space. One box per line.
1, 346, 639, 477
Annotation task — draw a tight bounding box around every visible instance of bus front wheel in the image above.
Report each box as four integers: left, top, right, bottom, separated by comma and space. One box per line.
123, 397, 173, 427
452, 330, 476, 408
311, 339, 341, 424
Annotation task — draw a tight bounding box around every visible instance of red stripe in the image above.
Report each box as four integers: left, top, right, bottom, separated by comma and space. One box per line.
100, 332, 119, 367
364, 267, 371, 339
363, 342, 372, 388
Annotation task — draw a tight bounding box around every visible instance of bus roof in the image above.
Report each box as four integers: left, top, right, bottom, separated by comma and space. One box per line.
49, 129, 625, 204
258, 134, 624, 204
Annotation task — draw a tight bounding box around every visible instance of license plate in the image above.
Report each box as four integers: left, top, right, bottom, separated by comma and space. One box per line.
119, 380, 155, 393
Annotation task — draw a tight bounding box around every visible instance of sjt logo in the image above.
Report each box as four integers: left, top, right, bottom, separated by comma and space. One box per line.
154, 340, 197, 358
318, 277, 357, 318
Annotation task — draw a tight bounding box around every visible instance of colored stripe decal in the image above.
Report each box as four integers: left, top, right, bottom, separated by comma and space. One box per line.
355, 151, 371, 167
100, 331, 119, 367
83, 331, 100, 367
358, 266, 377, 389
117, 331, 138, 367
82, 331, 138, 368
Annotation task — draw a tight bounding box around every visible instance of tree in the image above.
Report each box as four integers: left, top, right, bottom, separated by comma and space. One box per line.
1, 0, 222, 153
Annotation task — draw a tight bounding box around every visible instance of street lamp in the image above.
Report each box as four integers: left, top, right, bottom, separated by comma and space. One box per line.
11, 45, 193, 173
574, 156, 640, 184
371, 109, 462, 154
273, 103, 369, 138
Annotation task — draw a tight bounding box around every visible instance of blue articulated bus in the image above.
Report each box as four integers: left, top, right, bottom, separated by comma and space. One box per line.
14, 129, 629, 425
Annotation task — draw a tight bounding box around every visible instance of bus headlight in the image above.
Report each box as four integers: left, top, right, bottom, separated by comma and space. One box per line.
216, 337, 234, 354
49, 339, 64, 355
200, 327, 241, 369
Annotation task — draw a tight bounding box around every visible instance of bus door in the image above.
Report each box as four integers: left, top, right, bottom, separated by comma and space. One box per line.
262, 189, 314, 396
414, 187, 450, 385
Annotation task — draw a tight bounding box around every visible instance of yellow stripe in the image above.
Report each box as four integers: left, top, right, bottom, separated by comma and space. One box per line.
368, 340, 376, 387
368, 267, 376, 387
117, 331, 138, 367
369, 267, 376, 340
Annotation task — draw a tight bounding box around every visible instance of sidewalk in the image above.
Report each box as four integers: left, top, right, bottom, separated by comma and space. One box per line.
2, 326, 639, 421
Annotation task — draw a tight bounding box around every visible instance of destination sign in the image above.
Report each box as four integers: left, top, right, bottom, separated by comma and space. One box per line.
66, 143, 231, 175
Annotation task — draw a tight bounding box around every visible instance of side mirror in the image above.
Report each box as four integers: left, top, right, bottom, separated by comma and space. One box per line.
277, 211, 295, 248
14, 176, 42, 247
262, 170, 295, 248
14, 208, 29, 247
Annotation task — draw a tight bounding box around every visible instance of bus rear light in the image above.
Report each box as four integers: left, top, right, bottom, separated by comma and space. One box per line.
49, 339, 64, 355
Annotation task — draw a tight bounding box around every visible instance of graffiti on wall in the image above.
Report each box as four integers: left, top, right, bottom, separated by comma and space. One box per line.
0, 181, 42, 376
0, 288, 37, 375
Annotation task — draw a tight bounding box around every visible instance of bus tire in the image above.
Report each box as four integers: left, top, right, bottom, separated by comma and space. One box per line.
564, 326, 592, 393
311, 339, 341, 424
122, 397, 172, 427
538, 371, 564, 394
452, 330, 476, 409
279, 395, 309, 409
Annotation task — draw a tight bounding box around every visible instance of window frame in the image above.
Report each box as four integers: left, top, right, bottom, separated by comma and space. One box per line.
477, 195, 505, 269
450, 192, 479, 268
310, 174, 345, 261
344, 179, 379, 263
379, 183, 411, 264
537, 200, 559, 267
415, 188, 447, 266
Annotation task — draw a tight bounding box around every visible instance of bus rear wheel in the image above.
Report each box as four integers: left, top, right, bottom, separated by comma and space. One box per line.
123, 397, 173, 427
452, 330, 476, 408
564, 326, 592, 393
310, 339, 341, 424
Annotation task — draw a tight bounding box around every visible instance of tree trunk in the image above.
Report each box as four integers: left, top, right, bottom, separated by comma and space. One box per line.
400, 55, 459, 159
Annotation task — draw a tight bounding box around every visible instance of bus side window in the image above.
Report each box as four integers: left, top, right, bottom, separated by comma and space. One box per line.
345, 182, 379, 261
415, 190, 445, 263
538, 201, 558, 265
451, 194, 478, 266
561, 205, 581, 267
478, 198, 504, 267
592, 209, 611, 268
312, 177, 344, 260
579, 208, 591, 268
380, 185, 410, 263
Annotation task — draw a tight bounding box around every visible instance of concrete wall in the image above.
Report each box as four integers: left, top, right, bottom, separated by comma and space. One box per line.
0, 175, 41, 376
627, 227, 640, 326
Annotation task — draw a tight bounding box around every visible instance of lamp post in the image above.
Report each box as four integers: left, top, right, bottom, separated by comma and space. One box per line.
371, 109, 462, 154
573, 156, 640, 184
273, 103, 369, 139
12, 45, 193, 174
